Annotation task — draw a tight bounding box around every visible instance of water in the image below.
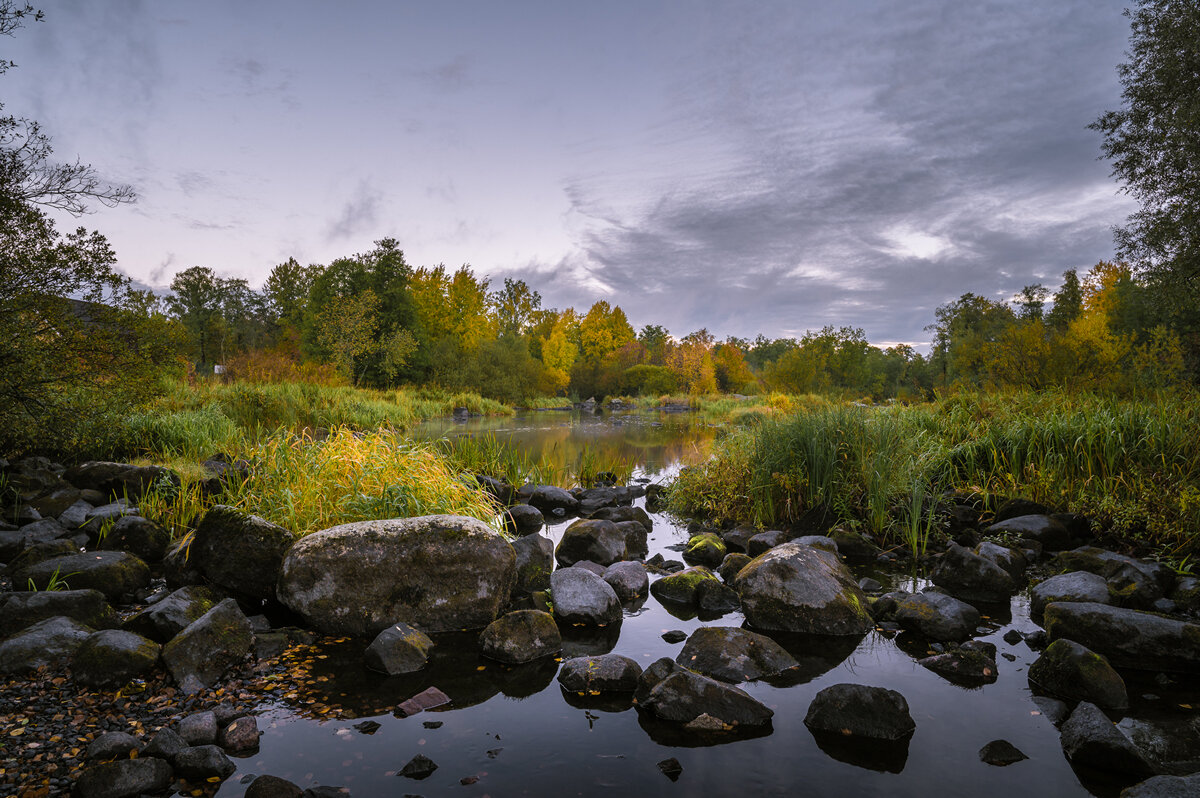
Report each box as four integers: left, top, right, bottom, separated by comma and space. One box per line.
215, 411, 1197, 797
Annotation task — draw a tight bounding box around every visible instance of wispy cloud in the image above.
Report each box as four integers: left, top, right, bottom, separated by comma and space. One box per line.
325, 182, 383, 242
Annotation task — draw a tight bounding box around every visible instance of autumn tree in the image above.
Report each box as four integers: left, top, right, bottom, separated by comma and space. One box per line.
317, 289, 381, 385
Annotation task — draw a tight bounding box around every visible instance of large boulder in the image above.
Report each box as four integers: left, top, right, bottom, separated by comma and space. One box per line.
676, 627, 798, 683
603, 561, 648, 602
638, 659, 773, 726
0, 616, 93, 673
734, 542, 872, 635
511, 533, 554, 594
1044, 601, 1200, 673
555, 519, 627, 567
97, 515, 170, 563
122, 585, 223, 644
162, 598, 254, 691
0, 590, 117, 638
557, 654, 642, 693
930, 542, 1015, 602
894, 591, 981, 643
550, 567, 621, 626
1060, 701, 1155, 777
1120, 775, 1200, 797
72, 758, 173, 798
527, 485, 580, 517
1054, 547, 1175, 594
985, 514, 1070, 551
804, 683, 916, 741
1031, 571, 1111, 616
1027, 639, 1128, 710
191, 505, 294, 601
363, 622, 434, 675
480, 610, 561, 663
72, 629, 160, 689
12, 551, 149, 600
277, 515, 516, 636
62, 461, 180, 502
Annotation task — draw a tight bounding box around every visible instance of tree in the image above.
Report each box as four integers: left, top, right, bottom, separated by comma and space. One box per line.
490, 278, 542, 337
168, 266, 223, 365
1091, 0, 1200, 325
317, 290, 380, 386
1046, 269, 1083, 331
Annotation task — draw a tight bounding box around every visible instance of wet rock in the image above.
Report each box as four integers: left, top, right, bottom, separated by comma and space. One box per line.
0, 589, 117, 638
720, 525, 757, 553
72, 757, 173, 798
735, 542, 872, 635
657, 757, 683, 780
364, 622, 434, 675
976, 541, 1027, 581
1033, 695, 1071, 725
650, 565, 722, 606
142, 727, 187, 761
97, 515, 170, 563
557, 653, 643, 692
399, 753, 439, 779
528, 485, 580, 516
162, 598, 254, 691
246, 775, 305, 797
986, 514, 1070, 552
662, 630, 687, 644
828, 526, 880, 560
555, 519, 628, 567
480, 610, 561, 663
641, 665, 774, 726
122, 585, 223, 644
930, 542, 1015, 602
614, 520, 649, 559
870, 590, 910, 621
918, 645, 998, 686
1032, 572, 1111, 616
1108, 562, 1167, 609
503, 504, 544, 536
1120, 774, 1200, 797
1055, 548, 1175, 594
179, 711, 218, 745
71, 629, 160, 689
696, 579, 741, 614
590, 505, 652, 534
794, 535, 839, 554
858, 577, 883, 593
3, 538, 78, 577
84, 731, 141, 762
979, 739, 1028, 766
682, 532, 726, 568
804, 683, 916, 740
747, 529, 792, 556
1059, 701, 1155, 777
396, 686, 451, 716
1028, 638, 1128, 710
219, 715, 260, 753
1044, 601, 1200, 673
0, 616, 93, 672
550, 567, 621, 626
994, 498, 1053, 523
278, 515, 516, 636
63, 461, 180, 502
894, 591, 981, 642
717, 552, 752, 583
0, 518, 70, 560
175, 744, 237, 779
511, 533, 554, 594
191, 505, 294, 601
603, 560, 648, 602
12, 550, 150, 600
676, 627, 798, 683
573, 560, 606, 576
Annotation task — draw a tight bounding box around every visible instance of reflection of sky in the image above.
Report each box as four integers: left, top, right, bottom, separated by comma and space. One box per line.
9, 1, 1135, 347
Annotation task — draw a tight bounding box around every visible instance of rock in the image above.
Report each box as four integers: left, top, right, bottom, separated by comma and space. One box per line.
71, 629, 160, 689
162, 598, 254, 690
930, 542, 1015, 602
696, 579, 741, 614
986, 514, 1071, 551
717, 552, 753, 583
0, 616, 93, 672
994, 498, 1053, 523
1027, 638, 1129, 710
3, 538, 79, 577
218, 715, 260, 753
278, 515, 516, 636
1044, 601, 1200, 673
894, 591, 981, 642
747, 529, 792, 556
804, 683, 915, 740
0, 518, 70, 560
649, 566, 721, 606
550, 567, 621, 626
29, 484, 82, 518
719, 525, 756, 553
63, 461, 180, 502
1108, 561, 1167, 609
662, 630, 687, 643
72, 758, 173, 798
734, 542, 873, 635
480, 610, 561, 663
555, 519, 629, 567
178, 711, 218, 745
573, 560, 606, 576
976, 541, 1027, 581
590, 505, 652, 534
528, 485, 580, 516
511, 533, 554, 594
174, 744, 236, 779
1059, 701, 1155, 777
557, 653, 643, 692
657, 757, 683, 780
1055, 548, 1175, 594
364, 622, 434, 675
474, 474, 513, 504
0, 589, 117, 638
78, 500, 140, 538
676, 627, 798, 683
399, 753, 439, 779
641, 665, 774, 726
246, 775, 305, 798
191, 505, 294, 601
12, 551, 149, 600
97, 515, 170, 563
1172, 577, 1200, 615
58, 499, 94, 530
794, 535, 839, 554
396, 686, 450, 717
122, 585, 223, 644
828, 526, 880, 560
682, 532, 726, 568
1032, 571, 1111, 616
979, 739, 1029, 766
1120, 774, 1200, 797
142, 728, 187, 761
918, 646, 998, 686
613, 520, 649, 559
858, 577, 883, 593
503, 504, 544, 536
603, 560, 648, 601
85, 731, 142, 762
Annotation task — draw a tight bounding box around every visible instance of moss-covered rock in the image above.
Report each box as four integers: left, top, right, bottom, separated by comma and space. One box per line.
894, 591, 980, 642
98, 515, 171, 563
72, 629, 160, 689
12, 551, 150, 600
480, 610, 561, 663
676, 627, 798, 683
512, 533, 554, 594
122, 585, 223, 644
683, 533, 727, 569
1028, 638, 1127, 710
162, 598, 253, 692
0, 589, 118, 638
191, 505, 295, 601
1045, 601, 1200, 674
363, 622, 434, 675
734, 542, 872, 635
649, 566, 721, 606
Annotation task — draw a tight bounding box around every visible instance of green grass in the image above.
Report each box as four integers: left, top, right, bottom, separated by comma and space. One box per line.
668, 390, 1200, 557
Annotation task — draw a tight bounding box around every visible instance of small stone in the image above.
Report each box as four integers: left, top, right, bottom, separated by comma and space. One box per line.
178, 711, 218, 745
657, 757, 683, 780
979, 739, 1028, 766
397, 686, 450, 717
422, 721, 443, 729
662, 630, 687, 643
353, 721, 381, 735
1003, 629, 1024, 645
399, 754, 438, 780
84, 731, 141, 762
219, 715, 260, 753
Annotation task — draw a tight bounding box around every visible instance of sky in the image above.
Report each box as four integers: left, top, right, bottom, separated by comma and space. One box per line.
5, 0, 1137, 347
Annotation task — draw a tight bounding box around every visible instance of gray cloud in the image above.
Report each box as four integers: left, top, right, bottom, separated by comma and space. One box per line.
325, 182, 383, 242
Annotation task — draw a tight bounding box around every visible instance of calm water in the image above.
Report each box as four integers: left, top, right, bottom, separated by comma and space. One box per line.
215, 411, 1196, 797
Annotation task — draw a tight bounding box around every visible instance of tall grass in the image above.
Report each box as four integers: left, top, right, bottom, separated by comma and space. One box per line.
669, 391, 1200, 556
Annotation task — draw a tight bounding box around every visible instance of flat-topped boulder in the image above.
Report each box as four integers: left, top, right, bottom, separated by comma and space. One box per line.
676, 627, 798, 683
0, 616, 94, 673
1044, 601, 1200, 673
277, 515, 516, 636
1031, 571, 1112, 616
895, 591, 981, 642
985, 514, 1070, 551
0, 590, 117, 638
734, 542, 872, 635
12, 551, 150, 600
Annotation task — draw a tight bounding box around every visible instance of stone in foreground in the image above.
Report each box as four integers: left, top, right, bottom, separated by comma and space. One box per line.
676, 626, 798, 683
804, 683, 916, 741
734, 542, 873, 635
161, 598, 253, 691
480, 610, 561, 663
639, 660, 773, 727
550, 567, 621, 626
1059, 701, 1155, 777
557, 653, 643, 693
72, 757, 173, 798
364, 622, 434, 675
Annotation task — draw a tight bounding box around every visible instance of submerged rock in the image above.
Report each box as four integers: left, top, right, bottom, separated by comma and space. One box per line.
480, 610, 561, 663
278, 515, 516, 636
557, 653, 643, 693
364, 622, 434, 675
917, 644, 997, 687
1028, 638, 1128, 710
735, 542, 873, 635
676, 627, 797, 683
979, 739, 1028, 766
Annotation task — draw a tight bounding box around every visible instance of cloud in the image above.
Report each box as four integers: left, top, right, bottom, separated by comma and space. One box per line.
415, 54, 475, 93
325, 182, 383, 241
